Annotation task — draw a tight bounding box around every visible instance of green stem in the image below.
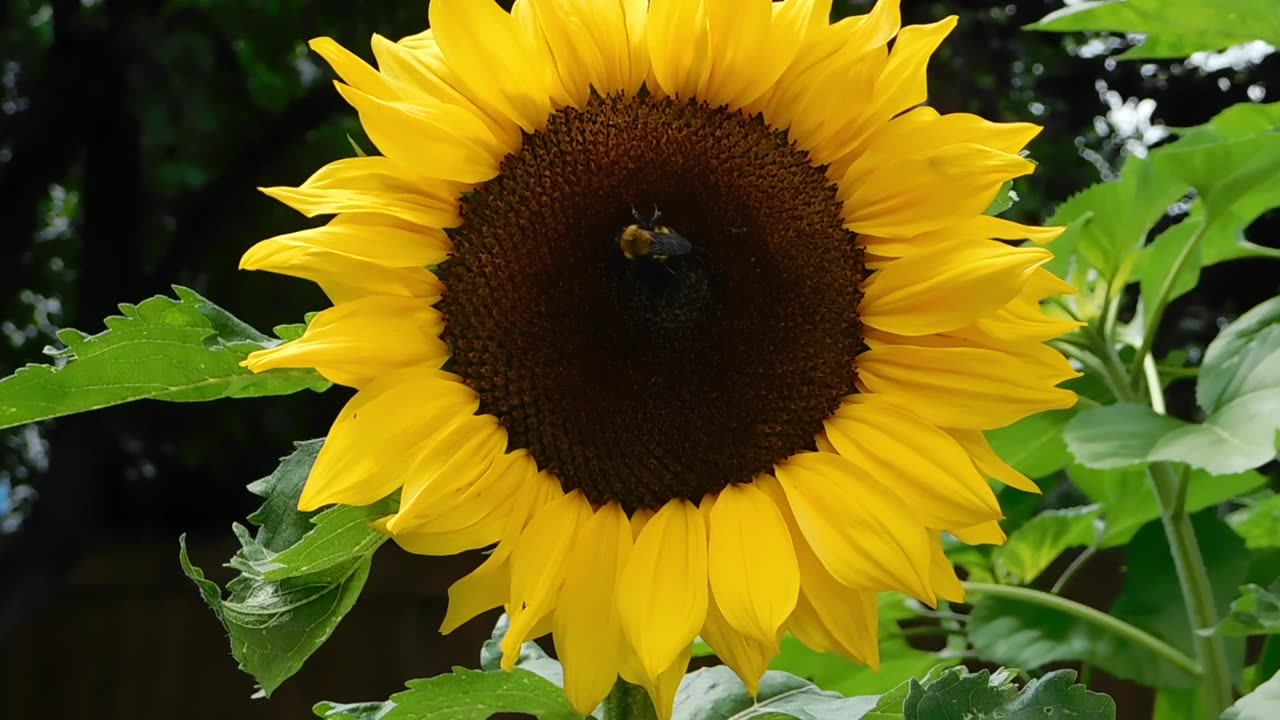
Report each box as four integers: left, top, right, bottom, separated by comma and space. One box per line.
1050, 543, 1099, 595
1148, 462, 1236, 716
962, 582, 1201, 677
602, 680, 658, 720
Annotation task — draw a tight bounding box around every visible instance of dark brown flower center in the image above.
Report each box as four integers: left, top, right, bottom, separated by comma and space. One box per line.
438, 93, 863, 512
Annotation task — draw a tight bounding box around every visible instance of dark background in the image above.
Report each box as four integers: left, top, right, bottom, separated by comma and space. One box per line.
1, 0, 1277, 718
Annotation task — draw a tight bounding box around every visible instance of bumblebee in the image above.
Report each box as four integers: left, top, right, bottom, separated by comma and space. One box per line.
618, 207, 692, 261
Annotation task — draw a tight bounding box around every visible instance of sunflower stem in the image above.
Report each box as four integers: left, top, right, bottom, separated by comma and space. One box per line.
602, 680, 658, 720
961, 582, 1201, 677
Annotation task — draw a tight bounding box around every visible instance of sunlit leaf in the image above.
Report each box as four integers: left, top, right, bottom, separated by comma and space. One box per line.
672, 667, 877, 720
1227, 492, 1280, 550
1214, 581, 1280, 637
0, 286, 328, 431
992, 505, 1103, 584
1222, 669, 1280, 720
1028, 0, 1280, 60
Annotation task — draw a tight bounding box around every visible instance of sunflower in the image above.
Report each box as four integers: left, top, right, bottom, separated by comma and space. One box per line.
240, 0, 1078, 716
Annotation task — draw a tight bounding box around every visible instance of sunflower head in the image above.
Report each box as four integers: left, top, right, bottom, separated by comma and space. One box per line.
240, 0, 1079, 716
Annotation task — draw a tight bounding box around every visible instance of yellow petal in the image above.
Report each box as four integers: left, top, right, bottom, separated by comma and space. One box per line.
299, 369, 478, 510
429, 0, 559, 132
438, 471, 563, 633
501, 490, 592, 668
947, 429, 1042, 494
758, 476, 880, 666
617, 499, 709, 681
825, 395, 1003, 529
388, 414, 509, 532
309, 37, 399, 100
333, 83, 504, 184
769, 455, 934, 603
646, 0, 712, 99
861, 214, 1066, 258
707, 482, 799, 647
842, 143, 1035, 237
929, 531, 966, 603
527, 0, 644, 104
860, 239, 1053, 335
554, 502, 633, 715
242, 296, 448, 388
951, 520, 1007, 546
240, 220, 449, 274
700, 591, 774, 697
619, 644, 691, 720
391, 448, 537, 538
856, 343, 1078, 430
259, 156, 462, 228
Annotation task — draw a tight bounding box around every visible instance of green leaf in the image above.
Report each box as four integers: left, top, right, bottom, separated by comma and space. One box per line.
902, 668, 1114, 720
992, 505, 1103, 584
1214, 581, 1280, 637
1228, 493, 1280, 549
1154, 688, 1200, 720
1064, 403, 1188, 470
969, 513, 1247, 688
1028, 0, 1280, 60
672, 667, 877, 720
1222, 669, 1280, 720
180, 442, 392, 695
1070, 465, 1268, 547
1067, 296, 1280, 475
769, 594, 958, 698
0, 286, 328, 430
314, 669, 579, 720
986, 409, 1075, 479
983, 180, 1016, 217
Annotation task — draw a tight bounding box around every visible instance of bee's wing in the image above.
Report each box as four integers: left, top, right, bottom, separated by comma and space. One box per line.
649, 229, 692, 257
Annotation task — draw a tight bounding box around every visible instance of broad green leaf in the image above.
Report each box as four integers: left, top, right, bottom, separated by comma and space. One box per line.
672, 667, 877, 720
1227, 493, 1280, 549
314, 669, 579, 720
1214, 581, 1280, 637
770, 594, 958, 698
180, 442, 393, 695
1064, 403, 1187, 469
1067, 297, 1280, 474
902, 668, 1114, 720
986, 409, 1075, 479
480, 613, 565, 687
861, 666, 954, 720
1070, 465, 1268, 547
1028, 0, 1280, 60
969, 513, 1247, 688
1222, 669, 1280, 720
992, 505, 1103, 584
0, 286, 328, 430
1136, 215, 1204, 332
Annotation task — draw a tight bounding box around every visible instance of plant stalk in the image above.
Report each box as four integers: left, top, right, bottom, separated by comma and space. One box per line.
962, 582, 1201, 677
602, 680, 658, 720
1148, 461, 1236, 717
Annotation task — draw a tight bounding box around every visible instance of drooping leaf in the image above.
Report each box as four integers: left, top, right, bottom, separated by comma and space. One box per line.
1214, 582, 1280, 637
986, 409, 1076, 479
968, 513, 1247, 688
1070, 465, 1268, 547
992, 505, 1103, 584
180, 442, 393, 695
1028, 0, 1280, 60
314, 669, 580, 720
902, 668, 1114, 720
0, 286, 328, 430
672, 667, 878, 720
1222, 669, 1280, 720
